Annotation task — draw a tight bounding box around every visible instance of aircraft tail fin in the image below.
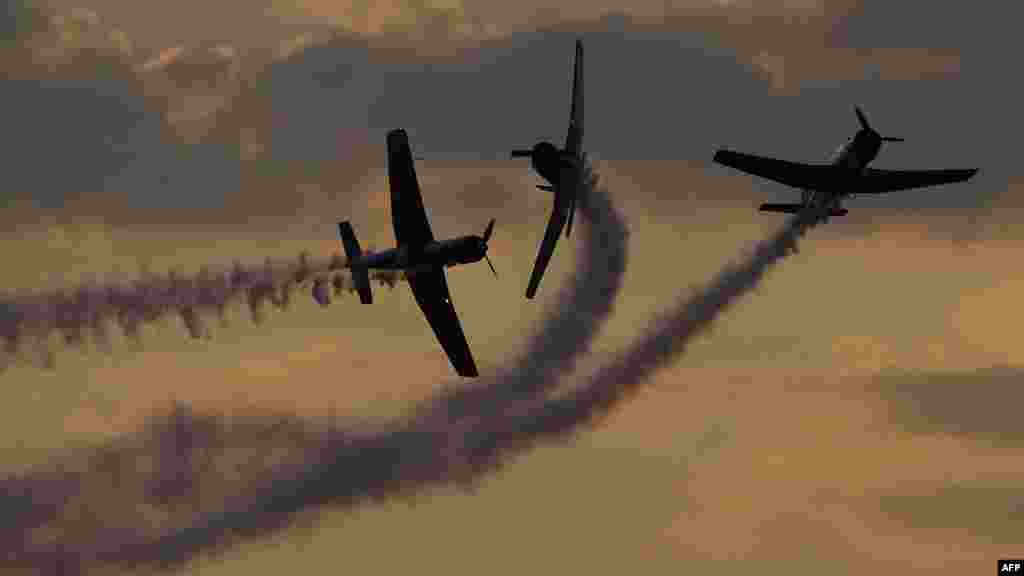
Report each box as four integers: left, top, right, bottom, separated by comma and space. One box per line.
338, 221, 373, 304
759, 203, 848, 216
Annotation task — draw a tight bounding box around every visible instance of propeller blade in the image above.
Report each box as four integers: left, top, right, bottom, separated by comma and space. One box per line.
484, 254, 498, 278
510, 150, 533, 158
482, 218, 495, 243
854, 106, 872, 131
881, 136, 905, 142
564, 196, 575, 238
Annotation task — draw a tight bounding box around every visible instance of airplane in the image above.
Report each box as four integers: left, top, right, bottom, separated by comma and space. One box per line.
510, 38, 586, 299
334, 129, 498, 378
712, 106, 979, 221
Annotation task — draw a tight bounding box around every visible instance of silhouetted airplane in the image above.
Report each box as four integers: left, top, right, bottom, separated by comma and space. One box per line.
337, 129, 497, 378
511, 38, 585, 299
713, 106, 979, 220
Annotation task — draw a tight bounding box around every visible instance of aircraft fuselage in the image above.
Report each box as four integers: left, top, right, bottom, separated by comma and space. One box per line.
528, 141, 577, 198
354, 235, 487, 272
716, 106, 977, 220
833, 128, 882, 171
805, 128, 884, 209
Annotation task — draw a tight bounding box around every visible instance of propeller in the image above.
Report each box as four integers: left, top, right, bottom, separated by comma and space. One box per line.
482, 218, 495, 243
854, 105, 872, 131
856, 105, 905, 142
481, 219, 498, 278
565, 196, 576, 238
484, 254, 498, 278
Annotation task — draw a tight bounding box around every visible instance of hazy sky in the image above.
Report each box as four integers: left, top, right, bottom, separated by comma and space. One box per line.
4, 1, 1018, 216
2, 2, 1024, 574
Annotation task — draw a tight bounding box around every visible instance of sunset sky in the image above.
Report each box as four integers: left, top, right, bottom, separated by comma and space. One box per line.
2, 1, 1023, 573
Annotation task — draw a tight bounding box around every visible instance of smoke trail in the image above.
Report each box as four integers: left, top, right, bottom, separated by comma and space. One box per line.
1, 175, 824, 575
131, 198, 823, 568
0, 166, 630, 574
419, 163, 624, 421
66, 196, 820, 576
0, 254, 403, 369
462, 206, 828, 474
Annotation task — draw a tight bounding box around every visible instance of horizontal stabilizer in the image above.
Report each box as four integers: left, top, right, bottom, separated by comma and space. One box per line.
758, 203, 803, 214
352, 268, 372, 304
338, 221, 373, 304
758, 203, 848, 216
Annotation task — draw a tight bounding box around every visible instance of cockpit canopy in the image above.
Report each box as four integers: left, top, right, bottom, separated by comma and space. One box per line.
830, 140, 852, 161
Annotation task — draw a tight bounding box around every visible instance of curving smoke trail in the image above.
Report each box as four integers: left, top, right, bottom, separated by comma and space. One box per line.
0, 171, 827, 575
416, 163, 624, 421
0, 165, 631, 574
0, 253, 404, 370
87, 182, 822, 573
461, 206, 828, 473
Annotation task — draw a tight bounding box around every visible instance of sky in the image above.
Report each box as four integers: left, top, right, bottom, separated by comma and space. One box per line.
1, 1, 1023, 573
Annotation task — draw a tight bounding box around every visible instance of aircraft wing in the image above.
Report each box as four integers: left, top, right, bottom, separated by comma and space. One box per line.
713, 149, 835, 191
407, 266, 479, 378
855, 167, 979, 194
525, 205, 569, 299
387, 129, 435, 248
563, 39, 583, 158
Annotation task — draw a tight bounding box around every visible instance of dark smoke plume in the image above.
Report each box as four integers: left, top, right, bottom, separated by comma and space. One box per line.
0, 253, 403, 369
0, 163, 631, 574
132, 188, 825, 572
460, 206, 827, 471
104, 187, 821, 573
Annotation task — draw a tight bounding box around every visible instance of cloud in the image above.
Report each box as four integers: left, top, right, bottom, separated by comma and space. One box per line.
877, 480, 1024, 546
3, 3, 1009, 239
830, 0, 1019, 52
0, 78, 154, 206
953, 278, 1024, 364
870, 366, 1024, 446
1, 0, 45, 42
656, 366, 1011, 570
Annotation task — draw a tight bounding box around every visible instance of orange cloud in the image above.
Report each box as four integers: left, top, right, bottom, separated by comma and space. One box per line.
953, 279, 1024, 366
657, 366, 1024, 570
752, 47, 961, 95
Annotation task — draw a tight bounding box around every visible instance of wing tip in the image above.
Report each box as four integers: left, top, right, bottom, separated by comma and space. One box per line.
386, 128, 410, 148
525, 274, 542, 299
525, 278, 539, 298
958, 168, 979, 182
